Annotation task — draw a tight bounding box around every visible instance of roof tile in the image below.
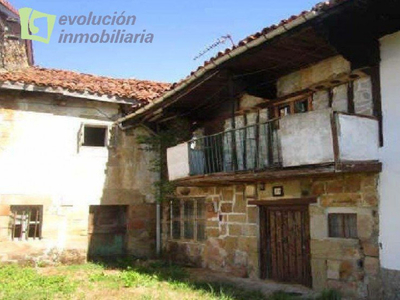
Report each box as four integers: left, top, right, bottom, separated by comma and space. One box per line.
0, 66, 171, 105
0, 0, 19, 15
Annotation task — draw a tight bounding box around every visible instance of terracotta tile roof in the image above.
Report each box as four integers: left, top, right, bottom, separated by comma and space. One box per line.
0, 67, 171, 104
169, 0, 349, 91
0, 0, 19, 16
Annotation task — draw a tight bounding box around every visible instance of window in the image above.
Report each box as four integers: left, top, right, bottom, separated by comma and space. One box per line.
273, 96, 312, 118
328, 213, 357, 238
294, 99, 309, 113
170, 198, 206, 241
278, 105, 290, 117
83, 125, 107, 147
10, 206, 42, 240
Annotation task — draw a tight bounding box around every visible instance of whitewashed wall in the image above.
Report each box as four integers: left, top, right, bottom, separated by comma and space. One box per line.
0, 101, 115, 205
167, 142, 190, 180
379, 31, 400, 271
337, 114, 379, 162
279, 109, 335, 167
0, 95, 158, 261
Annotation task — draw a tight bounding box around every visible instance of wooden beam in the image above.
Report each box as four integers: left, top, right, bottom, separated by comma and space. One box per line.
249, 197, 317, 206
172, 162, 382, 187
347, 81, 355, 114
336, 161, 382, 173
366, 65, 384, 146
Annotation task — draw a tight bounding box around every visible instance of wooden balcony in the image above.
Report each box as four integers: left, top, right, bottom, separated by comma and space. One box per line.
166, 109, 381, 185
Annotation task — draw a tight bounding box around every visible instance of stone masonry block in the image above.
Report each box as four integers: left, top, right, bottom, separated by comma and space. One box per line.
221, 188, 234, 201
245, 185, 256, 198
247, 206, 258, 224
311, 181, 326, 197
228, 214, 246, 223
311, 258, 327, 291
229, 224, 243, 236
233, 194, 246, 213
320, 193, 361, 207
326, 180, 344, 194
310, 205, 327, 240
343, 175, 362, 193
220, 203, 232, 213
243, 224, 258, 237
327, 259, 341, 280
364, 257, 380, 276
362, 241, 379, 257
357, 211, 374, 241
311, 239, 362, 260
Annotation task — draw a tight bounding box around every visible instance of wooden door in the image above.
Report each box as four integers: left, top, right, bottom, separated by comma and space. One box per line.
260, 204, 312, 287
88, 205, 127, 261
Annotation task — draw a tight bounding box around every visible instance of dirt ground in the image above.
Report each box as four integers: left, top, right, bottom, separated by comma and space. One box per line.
186, 267, 317, 298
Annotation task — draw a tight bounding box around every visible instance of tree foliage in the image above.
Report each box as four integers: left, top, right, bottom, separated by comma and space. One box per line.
137, 119, 191, 203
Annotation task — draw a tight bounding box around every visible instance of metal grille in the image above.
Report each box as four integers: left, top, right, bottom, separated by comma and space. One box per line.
188, 119, 281, 176
10, 205, 42, 240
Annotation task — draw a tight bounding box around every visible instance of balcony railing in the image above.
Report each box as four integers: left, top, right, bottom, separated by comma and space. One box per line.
188, 120, 281, 176
166, 109, 380, 181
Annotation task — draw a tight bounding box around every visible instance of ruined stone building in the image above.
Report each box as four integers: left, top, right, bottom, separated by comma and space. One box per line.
1, 0, 400, 299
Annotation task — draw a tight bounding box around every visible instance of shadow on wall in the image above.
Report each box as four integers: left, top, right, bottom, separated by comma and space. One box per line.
87, 125, 158, 263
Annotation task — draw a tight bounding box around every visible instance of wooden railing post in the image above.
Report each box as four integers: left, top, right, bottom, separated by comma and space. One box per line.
228, 73, 237, 171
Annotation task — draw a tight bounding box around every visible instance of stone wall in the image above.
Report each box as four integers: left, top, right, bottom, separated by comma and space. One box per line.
2, 38, 30, 70
163, 172, 380, 298
0, 91, 157, 264
277, 56, 351, 97
381, 268, 400, 300
0, 10, 32, 70
304, 174, 381, 299
162, 185, 259, 278
276, 55, 374, 117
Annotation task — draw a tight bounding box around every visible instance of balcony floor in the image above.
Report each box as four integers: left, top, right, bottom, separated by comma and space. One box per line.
172, 161, 382, 186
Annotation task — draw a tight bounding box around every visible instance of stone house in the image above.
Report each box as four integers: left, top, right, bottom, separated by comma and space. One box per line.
0, 0, 170, 264
119, 0, 400, 299
1, 0, 400, 299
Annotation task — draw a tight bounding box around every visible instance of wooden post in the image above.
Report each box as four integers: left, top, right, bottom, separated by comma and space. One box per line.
347, 81, 355, 113
330, 112, 340, 165
229, 73, 237, 171
369, 65, 383, 146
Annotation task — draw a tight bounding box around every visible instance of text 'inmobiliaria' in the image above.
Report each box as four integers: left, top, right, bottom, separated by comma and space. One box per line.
58, 12, 154, 44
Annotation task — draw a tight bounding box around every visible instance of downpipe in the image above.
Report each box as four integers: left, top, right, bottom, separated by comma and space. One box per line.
156, 202, 161, 257
115, 122, 162, 256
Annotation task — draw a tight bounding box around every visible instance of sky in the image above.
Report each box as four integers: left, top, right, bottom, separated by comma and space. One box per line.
13, 0, 318, 83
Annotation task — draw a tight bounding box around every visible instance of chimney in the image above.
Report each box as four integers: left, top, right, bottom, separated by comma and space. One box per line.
0, 0, 35, 71
0, 15, 33, 70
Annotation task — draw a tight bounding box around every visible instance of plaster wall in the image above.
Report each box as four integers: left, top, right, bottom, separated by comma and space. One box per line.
279, 109, 334, 167
379, 31, 400, 271
337, 114, 379, 162
0, 93, 157, 263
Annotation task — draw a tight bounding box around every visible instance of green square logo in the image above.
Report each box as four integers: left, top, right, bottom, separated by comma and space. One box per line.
19, 8, 56, 44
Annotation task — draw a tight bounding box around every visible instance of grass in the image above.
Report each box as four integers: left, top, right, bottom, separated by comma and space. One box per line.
0, 264, 76, 300
0, 260, 341, 300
